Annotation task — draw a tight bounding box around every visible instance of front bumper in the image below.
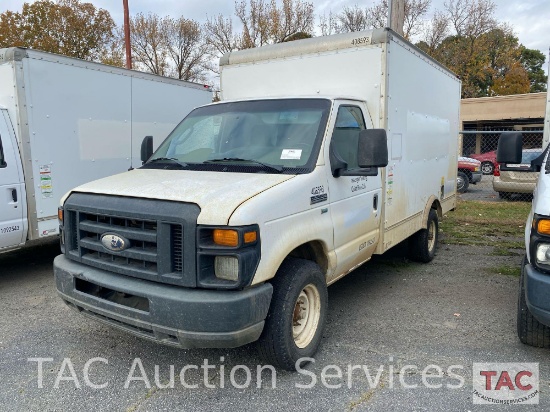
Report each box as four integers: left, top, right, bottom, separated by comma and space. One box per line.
525, 263, 550, 327
54, 255, 273, 348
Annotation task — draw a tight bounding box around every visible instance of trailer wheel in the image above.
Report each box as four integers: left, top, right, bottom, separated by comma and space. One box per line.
457, 171, 469, 193
257, 258, 327, 370
517, 256, 550, 347
408, 209, 438, 263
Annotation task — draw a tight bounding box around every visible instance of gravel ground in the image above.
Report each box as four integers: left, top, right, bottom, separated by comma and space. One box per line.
0, 239, 547, 411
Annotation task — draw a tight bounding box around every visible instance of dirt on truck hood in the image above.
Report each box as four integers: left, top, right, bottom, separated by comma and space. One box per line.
68, 168, 295, 225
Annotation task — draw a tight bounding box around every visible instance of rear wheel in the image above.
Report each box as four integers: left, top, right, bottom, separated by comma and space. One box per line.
457, 171, 469, 193
517, 256, 550, 347
408, 209, 439, 263
257, 258, 328, 370
481, 162, 494, 175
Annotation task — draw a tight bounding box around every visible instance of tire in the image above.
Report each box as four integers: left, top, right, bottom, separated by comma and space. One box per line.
498, 191, 511, 200
257, 258, 328, 370
481, 162, 494, 175
408, 209, 438, 263
517, 256, 550, 347
457, 171, 469, 193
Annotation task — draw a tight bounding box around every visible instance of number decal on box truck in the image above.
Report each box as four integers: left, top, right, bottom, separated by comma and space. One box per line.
351, 37, 371, 46
1, 225, 20, 234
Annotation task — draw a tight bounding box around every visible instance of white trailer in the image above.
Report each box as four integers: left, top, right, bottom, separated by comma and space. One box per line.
0, 47, 212, 252
54, 29, 461, 370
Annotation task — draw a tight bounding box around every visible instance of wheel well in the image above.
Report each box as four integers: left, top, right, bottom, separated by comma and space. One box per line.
288, 241, 328, 275
458, 169, 472, 180
430, 199, 442, 220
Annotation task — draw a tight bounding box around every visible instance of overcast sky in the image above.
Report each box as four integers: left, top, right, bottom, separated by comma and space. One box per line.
2, 0, 549, 61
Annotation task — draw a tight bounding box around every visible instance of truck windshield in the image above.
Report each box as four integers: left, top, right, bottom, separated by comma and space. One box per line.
146, 98, 331, 173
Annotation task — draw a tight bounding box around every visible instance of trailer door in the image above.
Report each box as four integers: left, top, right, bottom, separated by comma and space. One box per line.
0, 110, 24, 250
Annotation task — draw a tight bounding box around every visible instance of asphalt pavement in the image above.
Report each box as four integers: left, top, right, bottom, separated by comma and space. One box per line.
0, 238, 547, 411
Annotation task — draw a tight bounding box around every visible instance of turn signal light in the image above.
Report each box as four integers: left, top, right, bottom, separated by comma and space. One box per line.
537, 220, 550, 235
58, 207, 64, 223
244, 231, 257, 243
213, 229, 239, 247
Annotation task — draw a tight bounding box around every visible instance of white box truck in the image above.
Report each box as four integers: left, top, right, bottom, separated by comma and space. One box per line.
496, 75, 550, 347
54, 28, 460, 369
0, 47, 212, 252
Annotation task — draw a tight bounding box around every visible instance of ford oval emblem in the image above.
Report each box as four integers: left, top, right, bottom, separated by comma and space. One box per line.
101, 233, 130, 252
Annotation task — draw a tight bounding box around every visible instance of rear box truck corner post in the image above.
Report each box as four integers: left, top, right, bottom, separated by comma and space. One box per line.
53, 28, 461, 370
0, 47, 212, 252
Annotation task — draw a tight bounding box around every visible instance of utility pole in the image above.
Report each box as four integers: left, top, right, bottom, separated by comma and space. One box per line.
387, 0, 405, 36
123, 0, 132, 69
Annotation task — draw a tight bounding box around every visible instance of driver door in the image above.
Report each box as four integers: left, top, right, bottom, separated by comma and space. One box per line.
325, 102, 383, 281
0, 110, 25, 250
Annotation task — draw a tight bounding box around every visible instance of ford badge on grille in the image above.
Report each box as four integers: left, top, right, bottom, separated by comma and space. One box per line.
101, 233, 130, 252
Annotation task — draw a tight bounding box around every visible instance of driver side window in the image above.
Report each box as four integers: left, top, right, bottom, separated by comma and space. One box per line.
0, 134, 6, 168
331, 106, 366, 169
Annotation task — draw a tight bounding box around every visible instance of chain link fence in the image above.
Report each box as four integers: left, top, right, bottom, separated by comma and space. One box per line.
458, 127, 544, 202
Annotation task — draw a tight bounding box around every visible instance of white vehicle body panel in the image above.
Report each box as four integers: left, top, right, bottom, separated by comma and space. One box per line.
0, 47, 211, 250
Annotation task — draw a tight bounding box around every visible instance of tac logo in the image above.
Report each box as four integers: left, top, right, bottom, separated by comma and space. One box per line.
473, 363, 539, 405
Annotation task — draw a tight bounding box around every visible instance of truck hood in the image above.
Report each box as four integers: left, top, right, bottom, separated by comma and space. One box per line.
68, 169, 295, 225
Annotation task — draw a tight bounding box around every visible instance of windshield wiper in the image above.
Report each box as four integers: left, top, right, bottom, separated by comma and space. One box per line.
146, 157, 189, 169
204, 157, 283, 173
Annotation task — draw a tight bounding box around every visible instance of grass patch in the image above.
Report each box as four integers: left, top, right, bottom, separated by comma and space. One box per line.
486, 265, 521, 277
440, 200, 530, 248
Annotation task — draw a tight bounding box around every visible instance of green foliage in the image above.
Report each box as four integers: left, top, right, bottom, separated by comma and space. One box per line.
418, 28, 531, 97
520, 47, 548, 93
0, 0, 117, 63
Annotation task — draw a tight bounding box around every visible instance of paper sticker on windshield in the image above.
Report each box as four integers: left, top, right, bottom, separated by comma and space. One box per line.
281, 149, 302, 160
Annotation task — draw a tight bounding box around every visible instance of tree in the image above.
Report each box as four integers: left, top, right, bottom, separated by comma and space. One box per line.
164, 17, 209, 81
204, 14, 240, 56
130, 13, 208, 82
365, 0, 431, 39
520, 47, 547, 93
336, 5, 369, 33
235, 0, 314, 48
0, 0, 116, 62
130, 13, 169, 76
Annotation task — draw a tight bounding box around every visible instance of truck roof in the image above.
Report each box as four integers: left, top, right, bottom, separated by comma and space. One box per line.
0, 47, 210, 91
220, 28, 457, 79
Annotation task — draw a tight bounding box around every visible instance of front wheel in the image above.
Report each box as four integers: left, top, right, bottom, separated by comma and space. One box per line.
257, 258, 328, 370
517, 256, 550, 347
408, 209, 439, 263
457, 171, 469, 193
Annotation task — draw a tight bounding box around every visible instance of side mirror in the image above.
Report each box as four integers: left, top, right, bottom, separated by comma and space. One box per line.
358, 129, 388, 168
141, 136, 153, 164
496, 132, 522, 164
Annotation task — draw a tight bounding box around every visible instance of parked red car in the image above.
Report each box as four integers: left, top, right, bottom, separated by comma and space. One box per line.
469, 150, 497, 175
457, 156, 482, 193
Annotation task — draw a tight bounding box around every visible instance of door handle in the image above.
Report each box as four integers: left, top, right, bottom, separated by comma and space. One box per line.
11, 188, 17, 203
373, 194, 378, 211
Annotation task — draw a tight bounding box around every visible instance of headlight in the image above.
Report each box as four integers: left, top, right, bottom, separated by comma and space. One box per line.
474, 166, 479, 171
530, 215, 550, 274
197, 225, 260, 289
536, 243, 550, 265
215, 256, 240, 281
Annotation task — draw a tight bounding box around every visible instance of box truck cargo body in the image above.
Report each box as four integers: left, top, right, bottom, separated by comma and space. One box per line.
54, 29, 461, 369
0, 47, 212, 252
